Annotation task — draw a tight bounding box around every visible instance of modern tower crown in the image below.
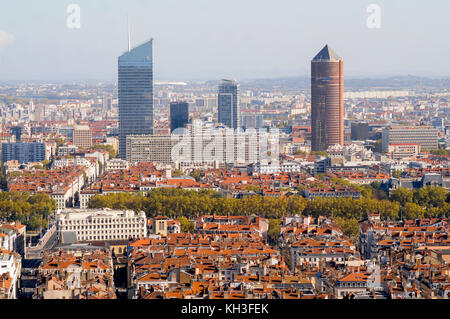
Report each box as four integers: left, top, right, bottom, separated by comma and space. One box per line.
119, 39, 153, 63
312, 44, 342, 62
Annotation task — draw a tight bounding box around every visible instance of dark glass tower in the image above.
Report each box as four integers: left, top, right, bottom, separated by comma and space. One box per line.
311, 44, 344, 151
218, 79, 240, 129
170, 101, 189, 133
118, 39, 153, 159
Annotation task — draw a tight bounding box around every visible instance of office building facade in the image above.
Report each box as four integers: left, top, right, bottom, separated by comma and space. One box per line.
170, 101, 189, 133
126, 127, 278, 167
1, 142, 46, 165
118, 39, 154, 159
351, 122, 369, 141
382, 127, 439, 152
56, 208, 147, 242
311, 44, 344, 151
218, 79, 240, 129
72, 125, 93, 149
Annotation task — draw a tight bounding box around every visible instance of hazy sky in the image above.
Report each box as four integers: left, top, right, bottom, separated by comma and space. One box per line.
0, 0, 449, 81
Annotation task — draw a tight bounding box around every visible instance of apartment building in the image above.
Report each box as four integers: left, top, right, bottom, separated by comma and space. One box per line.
72, 125, 93, 149
387, 143, 421, 160
105, 158, 130, 171
36, 249, 115, 299
0, 222, 26, 257
126, 127, 278, 167
0, 250, 21, 299
1, 142, 46, 166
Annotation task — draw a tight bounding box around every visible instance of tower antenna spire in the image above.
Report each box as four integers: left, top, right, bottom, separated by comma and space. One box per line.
127, 15, 131, 52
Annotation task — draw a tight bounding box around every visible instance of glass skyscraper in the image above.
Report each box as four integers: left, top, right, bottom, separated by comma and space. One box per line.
170, 101, 189, 133
218, 79, 240, 129
118, 39, 154, 159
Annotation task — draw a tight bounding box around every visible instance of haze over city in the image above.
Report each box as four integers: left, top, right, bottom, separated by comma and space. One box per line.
1, 0, 450, 81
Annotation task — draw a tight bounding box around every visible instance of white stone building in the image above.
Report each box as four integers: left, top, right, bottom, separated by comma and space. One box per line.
55, 208, 147, 242
0, 250, 21, 299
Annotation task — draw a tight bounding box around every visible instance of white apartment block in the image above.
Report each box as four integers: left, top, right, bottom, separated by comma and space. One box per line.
56, 145, 78, 156
387, 143, 421, 160
55, 208, 147, 242
0, 250, 21, 299
105, 158, 129, 171
126, 126, 279, 166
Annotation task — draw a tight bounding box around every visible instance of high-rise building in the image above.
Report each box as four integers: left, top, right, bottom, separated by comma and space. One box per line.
33, 104, 45, 122
1, 142, 46, 165
118, 39, 154, 159
170, 102, 189, 133
103, 97, 113, 111
311, 44, 344, 151
218, 79, 240, 129
126, 126, 278, 167
72, 125, 93, 149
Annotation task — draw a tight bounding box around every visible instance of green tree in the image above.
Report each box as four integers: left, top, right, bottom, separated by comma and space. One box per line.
189, 170, 202, 182
335, 217, 359, 240
310, 151, 328, 157
172, 170, 184, 177
392, 170, 403, 179
401, 202, 424, 219
179, 216, 195, 233
267, 219, 281, 245
91, 144, 117, 158
390, 187, 413, 205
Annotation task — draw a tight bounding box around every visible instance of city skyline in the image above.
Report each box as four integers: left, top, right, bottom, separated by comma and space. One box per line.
1, 1, 450, 81
0, 0, 449, 304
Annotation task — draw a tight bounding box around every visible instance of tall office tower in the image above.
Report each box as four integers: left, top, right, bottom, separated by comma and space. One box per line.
311, 44, 344, 151
170, 101, 189, 133
118, 39, 154, 159
72, 125, 93, 149
218, 79, 240, 129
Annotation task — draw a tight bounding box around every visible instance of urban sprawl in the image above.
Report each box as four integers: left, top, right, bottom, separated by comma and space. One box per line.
0, 43, 449, 300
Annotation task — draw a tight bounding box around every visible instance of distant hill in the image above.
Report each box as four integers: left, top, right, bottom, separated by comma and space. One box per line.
236, 75, 450, 91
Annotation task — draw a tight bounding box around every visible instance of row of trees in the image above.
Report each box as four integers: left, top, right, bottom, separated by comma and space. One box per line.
88, 187, 449, 221
390, 186, 449, 219
0, 192, 56, 230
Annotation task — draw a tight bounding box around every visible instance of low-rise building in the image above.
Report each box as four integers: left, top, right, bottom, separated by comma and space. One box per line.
0, 249, 21, 299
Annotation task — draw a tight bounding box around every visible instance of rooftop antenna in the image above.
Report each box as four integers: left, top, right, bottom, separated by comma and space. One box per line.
127, 15, 131, 52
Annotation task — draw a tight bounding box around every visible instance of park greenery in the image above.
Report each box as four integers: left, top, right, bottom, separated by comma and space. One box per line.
87, 186, 449, 222
0, 192, 56, 230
